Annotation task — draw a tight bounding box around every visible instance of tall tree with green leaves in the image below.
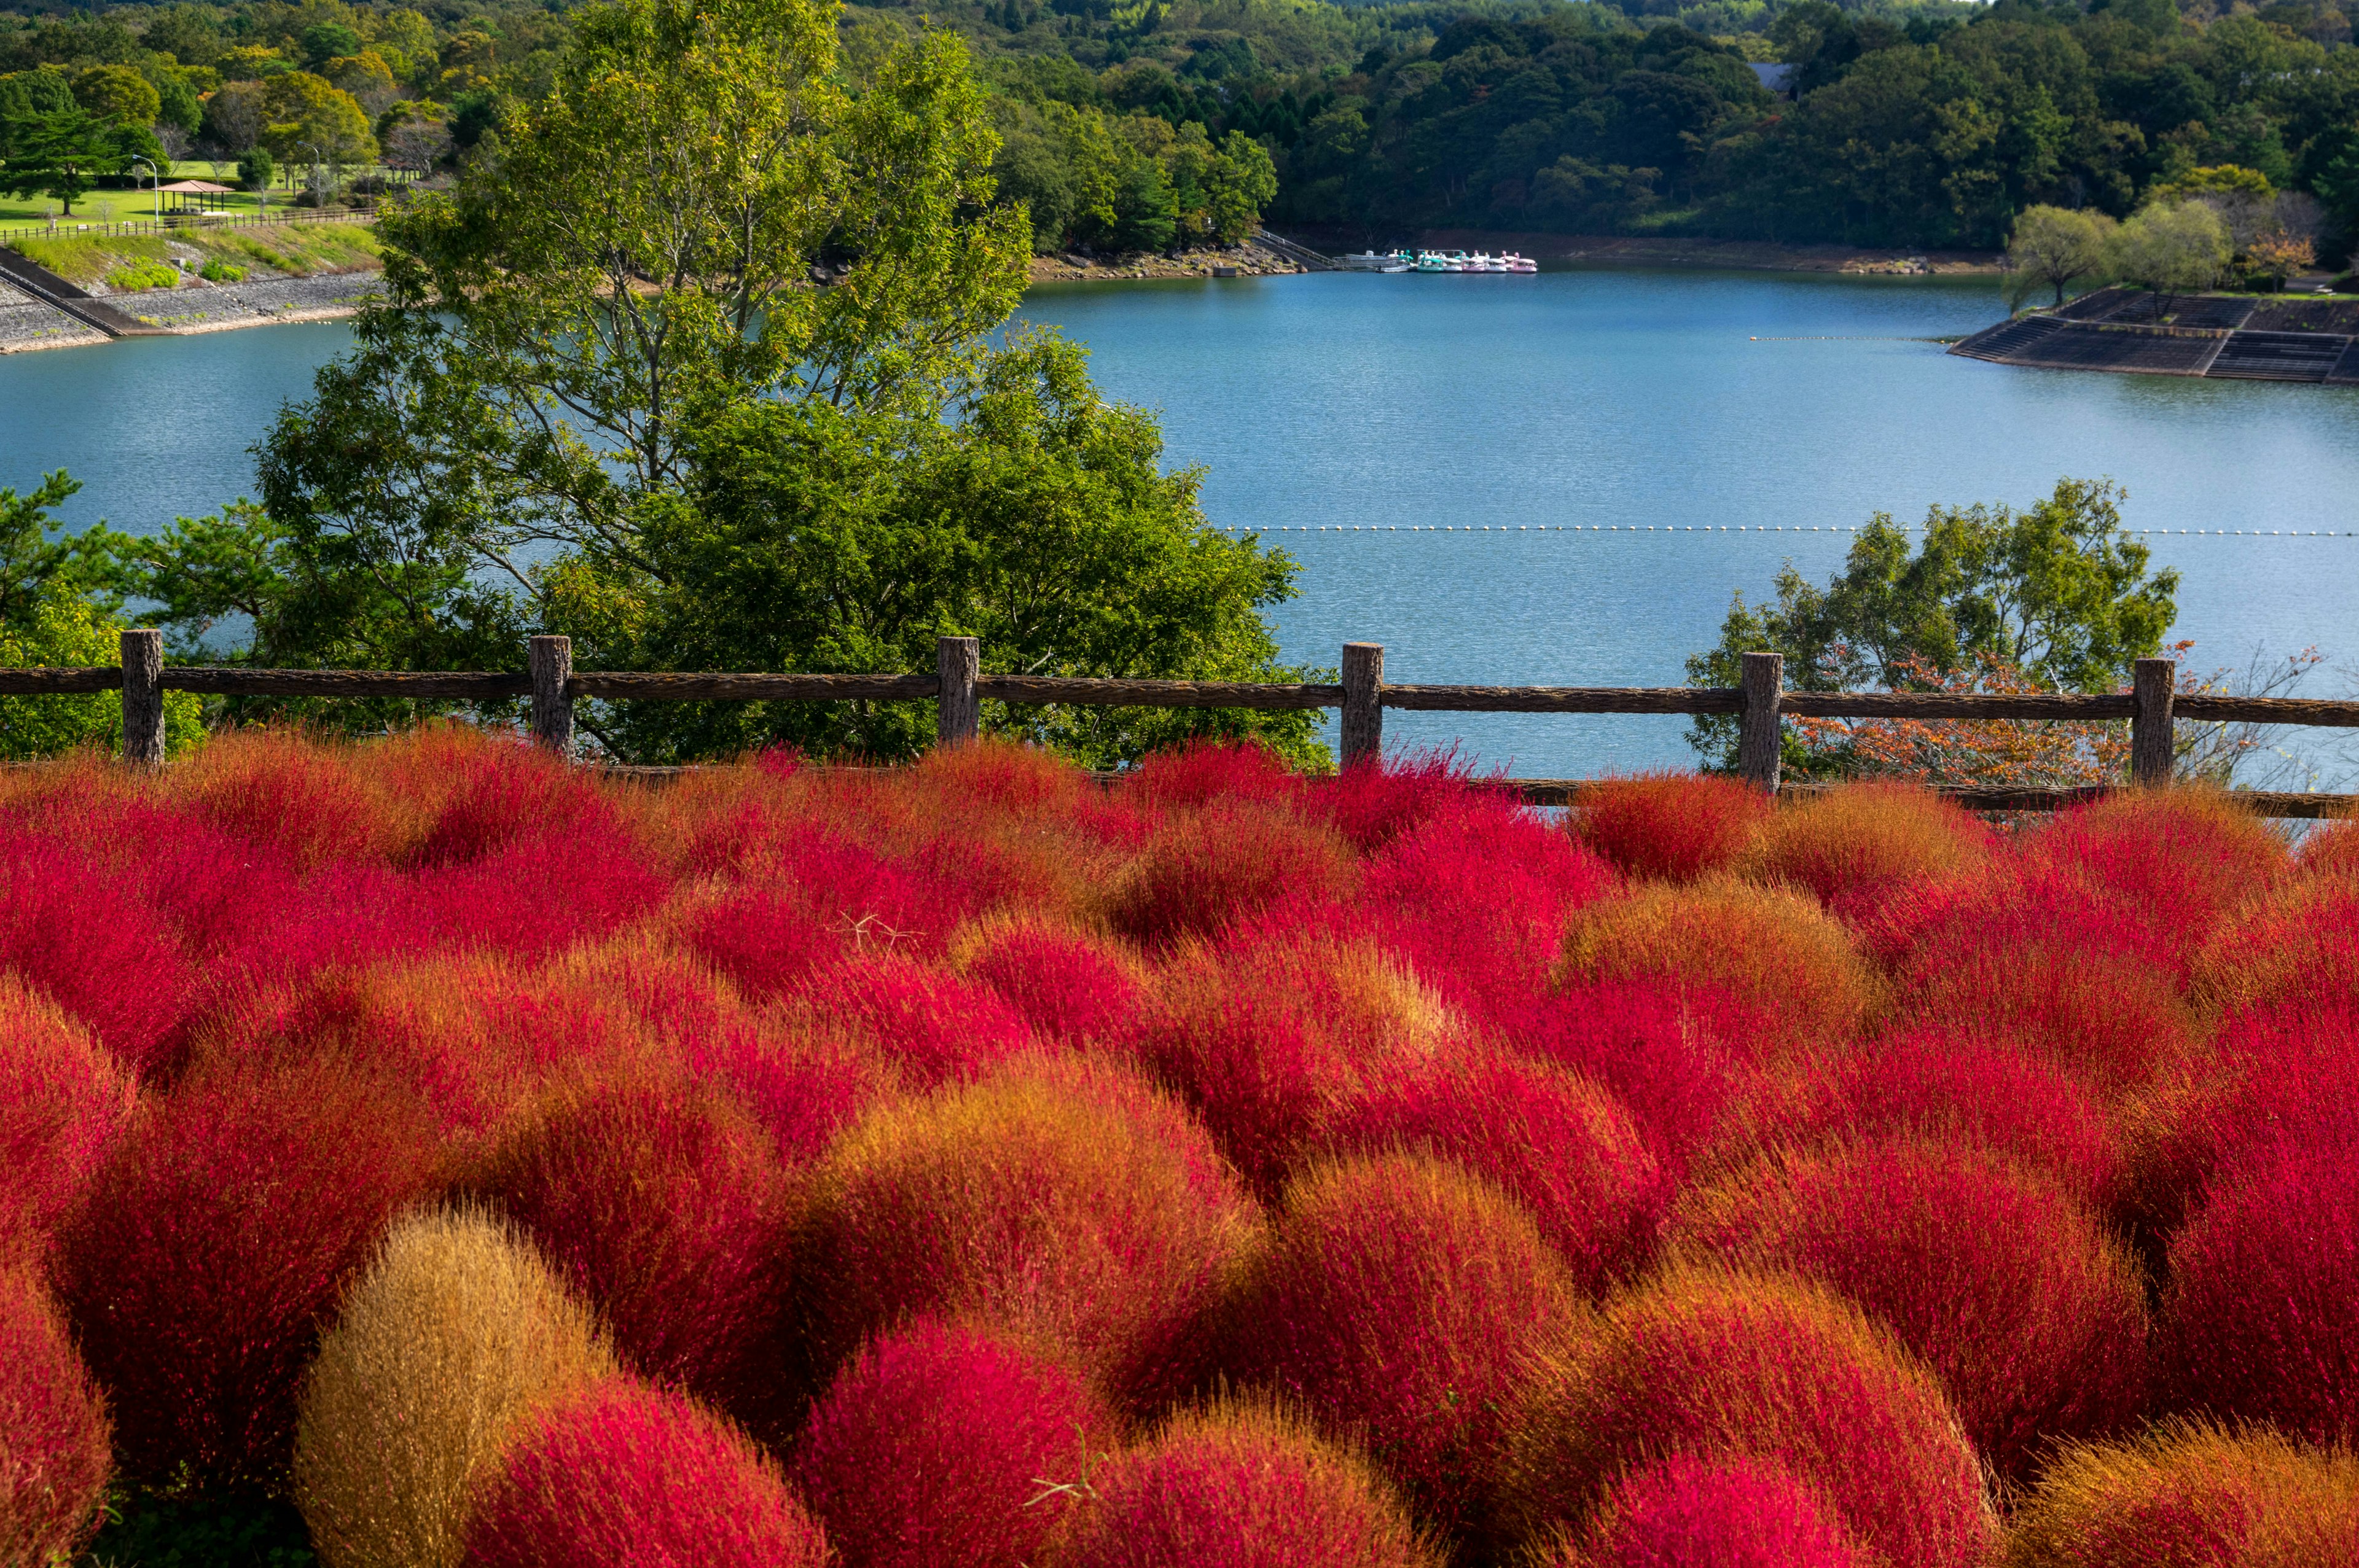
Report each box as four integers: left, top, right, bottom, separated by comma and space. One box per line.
133, 0, 1317, 765
1686, 478, 2179, 775
0, 106, 157, 214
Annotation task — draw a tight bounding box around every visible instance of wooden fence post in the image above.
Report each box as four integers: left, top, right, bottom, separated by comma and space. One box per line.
1735, 650, 1783, 794
937, 635, 980, 747
1340, 642, 1383, 768
2131, 657, 2176, 788
119, 628, 164, 769
529, 635, 574, 757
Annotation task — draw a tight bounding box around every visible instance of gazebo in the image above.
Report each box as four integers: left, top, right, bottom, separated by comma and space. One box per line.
156, 179, 237, 217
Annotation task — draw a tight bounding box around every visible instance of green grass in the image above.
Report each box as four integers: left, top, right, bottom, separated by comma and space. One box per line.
11, 235, 171, 287
106, 259, 182, 292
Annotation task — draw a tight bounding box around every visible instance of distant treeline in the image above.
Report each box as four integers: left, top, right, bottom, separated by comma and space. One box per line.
6, 0, 2358, 255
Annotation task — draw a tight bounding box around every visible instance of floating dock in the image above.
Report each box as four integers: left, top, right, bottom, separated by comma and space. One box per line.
1950, 288, 2359, 384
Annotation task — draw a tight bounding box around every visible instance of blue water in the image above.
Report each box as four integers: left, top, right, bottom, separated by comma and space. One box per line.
5, 270, 2357, 780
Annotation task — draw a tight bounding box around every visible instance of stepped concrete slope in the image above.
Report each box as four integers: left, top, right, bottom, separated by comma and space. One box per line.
0, 247, 170, 337
1952, 291, 2355, 384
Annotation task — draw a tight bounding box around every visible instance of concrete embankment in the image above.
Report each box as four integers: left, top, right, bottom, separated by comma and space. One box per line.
1951, 288, 2359, 383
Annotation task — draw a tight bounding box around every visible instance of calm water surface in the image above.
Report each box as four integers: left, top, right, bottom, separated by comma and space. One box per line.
6, 268, 2356, 779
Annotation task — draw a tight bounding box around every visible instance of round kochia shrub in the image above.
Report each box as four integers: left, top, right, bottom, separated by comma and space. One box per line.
789, 1316, 1114, 1568
458, 1379, 830, 1568
797, 1053, 1258, 1410
0, 974, 134, 1257
1571, 772, 1770, 884
2158, 1137, 2359, 1445
2022, 787, 2288, 975
1058, 1397, 1440, 1568
1309, 1050, 1662, 1293
958, 919, 1147, 1047
1740, 782, 1992, 915
295, 1207, 618, 1568
1501, 1268, 1996, 1568
1220, 1152, 1581, 1537
1539, 1454, 1872, 1568
1525, 980, 1769, 1185
1670, 1139, 2148, 1478
465, 1075, 794, 1433
0, 1268, 111, 1567
0, 830, 196, 1077
55, 1053, 439, 1491
1109, 802, 1357, 948
2002, 1418, 2359, 1568
1555, 880, 1875, 1045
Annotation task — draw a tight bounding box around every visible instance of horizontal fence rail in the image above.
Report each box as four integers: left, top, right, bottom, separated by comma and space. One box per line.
10, 631, 2353, 819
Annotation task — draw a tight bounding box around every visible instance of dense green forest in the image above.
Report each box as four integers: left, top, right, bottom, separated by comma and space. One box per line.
4, 0, 2356, 254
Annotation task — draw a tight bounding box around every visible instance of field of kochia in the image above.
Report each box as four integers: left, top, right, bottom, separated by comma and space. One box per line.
2, 727, 2355, 1567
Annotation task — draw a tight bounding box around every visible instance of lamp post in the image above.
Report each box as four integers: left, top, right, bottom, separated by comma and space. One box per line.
299, 141, 324, 209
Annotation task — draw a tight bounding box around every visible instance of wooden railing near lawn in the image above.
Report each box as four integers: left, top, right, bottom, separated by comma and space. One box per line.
10, 631, 2356, 817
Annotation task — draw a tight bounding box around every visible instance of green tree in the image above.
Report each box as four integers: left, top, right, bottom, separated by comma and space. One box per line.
147, 0, 1313, 764
0, 473, 200, 760
72, 64, 160, 130
1684, 478, 2180, 775
2108, 200, 2232, 311
2006, 204, 2117, 308
0, 107, 157, 214
237, 146, 274, 192
259, 72, 377, 176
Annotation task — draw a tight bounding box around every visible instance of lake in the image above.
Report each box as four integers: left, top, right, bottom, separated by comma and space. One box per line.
6, 267, 2357, 782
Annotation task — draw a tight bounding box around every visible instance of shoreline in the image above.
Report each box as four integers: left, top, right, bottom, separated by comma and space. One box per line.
1285, 227, 2005, 276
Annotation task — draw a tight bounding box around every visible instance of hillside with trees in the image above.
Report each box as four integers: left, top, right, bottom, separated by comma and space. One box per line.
2, 0, 2356, 255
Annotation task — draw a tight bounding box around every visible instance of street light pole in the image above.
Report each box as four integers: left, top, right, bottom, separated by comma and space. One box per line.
128, 155, 157, 222
299, 141, 324, 208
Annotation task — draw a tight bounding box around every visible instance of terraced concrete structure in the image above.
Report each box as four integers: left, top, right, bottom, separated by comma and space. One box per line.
1951, 288, 2359, 384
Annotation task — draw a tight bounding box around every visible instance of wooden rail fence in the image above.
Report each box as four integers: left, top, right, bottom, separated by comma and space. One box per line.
10, 632, 2355, 817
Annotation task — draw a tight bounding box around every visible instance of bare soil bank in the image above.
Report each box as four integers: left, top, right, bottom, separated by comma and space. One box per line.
1289, 226, 2004, 276
1027, 240, 1307, 284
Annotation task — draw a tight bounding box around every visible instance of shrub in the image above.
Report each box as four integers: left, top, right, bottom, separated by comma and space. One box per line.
200, 258, 247, 282
1309, 1050, 1662, 1293
1555, 880, 1876, 1045
2003, 1418, 2359, 1568
0, 830, 197, 1078
1109, 802, 1357, 948
54, 1053, 440, 1491
1571, 772, 1770, 884
173, 727, 414, 870
686, 883, 851, 999
1793, 1029, 2129, 1214
799, 1053, 1259, 1411
1219, 1153, 1581, 1537
1060, 1396, 1441, 1568
1124, 737, 1304, 812
1501, 1268, 1996, 1568
957, 918, 1148, 1046
405, 822, 667, 961
106, 259, 181, 291
781, 956, 1034, 1088
459, 1380, 830, 1568
1309, 747, 1492, 854
1740, 782, 1992, 915
1137, 933, 1466, 1195
2158, 1137, 2359, 1445
2194, 873, 2359, 1018
294, 1207, 618, 1568
680, 1004, 900, 1166
2022, 787, 2287, 976
1539, 1454, 1872, 1568
789, 1316, 1114, 1568
1670, 1139, 2148, 1479
0, 974, 134, 1257
2296, 814, 2359, 883
1361, 801, 1621, 1035
466, 1076, 795, 1433
1525, 980, 1772, 1185
0, 1268, 111, 1567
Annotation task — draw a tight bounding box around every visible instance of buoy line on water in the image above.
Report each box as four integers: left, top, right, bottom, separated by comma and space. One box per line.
1215, 525, 2357, 536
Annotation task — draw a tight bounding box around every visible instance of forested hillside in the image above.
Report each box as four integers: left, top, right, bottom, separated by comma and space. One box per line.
4, 0, 2355, 255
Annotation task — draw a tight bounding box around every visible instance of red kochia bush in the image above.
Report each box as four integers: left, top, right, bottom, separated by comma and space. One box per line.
1309, 749, 1490, 854
1060, 1397, 1439, 1568
0, 1268, 112, 1566
1541, 1454, 1872, 1568
1741, 782, 1993, 917
0, 831, 196, 1078
799, 1054, 1259, 1411
0, 975, 135, 1257
467, 1075, 794, 1432
1672, 1139, 2148, 1478
460, 1380, 830, 1568
1525, 980, 1770, 1185
178, 726, 412, 870
1795, 1030, 2130, 1214
789, 1316, 1114, 1568
682, 1006, 900, 1167
785, 956, 1034, 1088
1124, 738, 1304, 812
2022, 787, 2288, 975
1572, 773, 1770, 884
1222, 1153, 1580, 1536
959, 920, 1147, 1047
2158, 1137, 2359, 1446
1110, 802, 1358, 948
1503, 1268, 1995, 1568
1310, 1051, 1662, 1293
55, 1054, 439, 1490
